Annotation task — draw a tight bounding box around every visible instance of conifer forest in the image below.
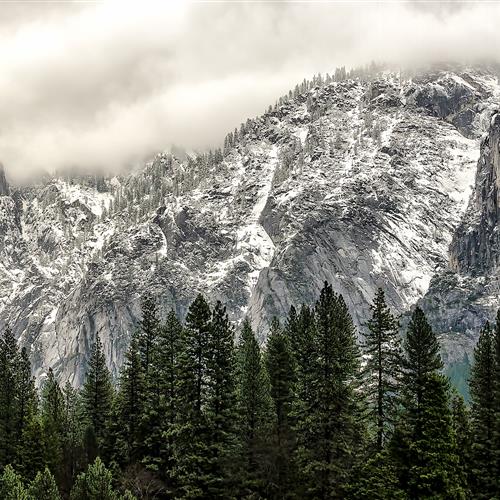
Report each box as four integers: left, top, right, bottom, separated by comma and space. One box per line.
0, 284, 499, 499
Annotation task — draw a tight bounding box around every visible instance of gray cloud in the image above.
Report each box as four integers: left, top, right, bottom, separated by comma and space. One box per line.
1, 0, 499, 181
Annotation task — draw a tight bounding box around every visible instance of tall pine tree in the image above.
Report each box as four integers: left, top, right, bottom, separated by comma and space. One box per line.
363, 288, 401, 450
295, 283, 363, 499
81, 333, 114, 458
469, 322, 497, 498
392, 307, 464, 498
236, 318, 272, 497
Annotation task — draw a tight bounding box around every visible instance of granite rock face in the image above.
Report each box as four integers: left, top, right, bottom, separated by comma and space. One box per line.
0, 65, 499, 386
420, 111, 500, 395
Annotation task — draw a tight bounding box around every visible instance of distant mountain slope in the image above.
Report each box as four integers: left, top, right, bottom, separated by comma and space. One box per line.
0, 65, 499, 386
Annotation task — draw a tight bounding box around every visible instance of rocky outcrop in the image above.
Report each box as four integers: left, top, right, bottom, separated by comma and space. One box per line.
1, 66, 499, 386
420, 111, 500, 397
450, 112, 500, 273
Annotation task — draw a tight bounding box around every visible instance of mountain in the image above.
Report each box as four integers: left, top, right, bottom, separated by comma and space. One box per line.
0, 64, 499, 387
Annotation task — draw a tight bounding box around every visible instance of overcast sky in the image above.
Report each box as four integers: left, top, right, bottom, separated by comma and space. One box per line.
1, 0, 499, 181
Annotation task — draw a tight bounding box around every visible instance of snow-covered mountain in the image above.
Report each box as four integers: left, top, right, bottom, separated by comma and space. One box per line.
0, 64, 499, 387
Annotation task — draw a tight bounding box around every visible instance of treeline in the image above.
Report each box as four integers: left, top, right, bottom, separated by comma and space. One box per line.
0, 284, 499, 499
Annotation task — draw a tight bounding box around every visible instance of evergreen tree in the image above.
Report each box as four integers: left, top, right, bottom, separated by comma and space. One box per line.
156, 310, 183, 484
116, 336, 144, 464
494, 309, 500, 494
70, 457, 118, 500
363, 288, 401, 450
205, 301, 238, 497
171, 294, 212, 498
15, 348, 37, 446
265, 318, 296, 499
236, 319, 272, 496
18, 415, 46, 482
295, 283, 363, 499
81, 333, 114, 456
469, 322, 497, 498
0, 464, 28, 500
393, 307, 464, 498
451, 393, 472, 496
0, 327, 20, 467
348, 451, 406, 500
41, 368, 65, 481
406, 374, 465, 499
61, 381, 85, 494
28, 467, 61, 500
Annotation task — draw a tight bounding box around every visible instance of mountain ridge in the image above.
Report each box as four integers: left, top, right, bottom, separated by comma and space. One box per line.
0, 64, 499, 387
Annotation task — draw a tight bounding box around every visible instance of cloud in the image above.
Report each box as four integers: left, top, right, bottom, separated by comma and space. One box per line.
1, 0, 499, 181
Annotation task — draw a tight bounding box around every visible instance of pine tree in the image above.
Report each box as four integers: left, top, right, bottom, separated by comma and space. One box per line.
469, 322, 496, 498
392, 307, 464, 498
70, 457, 118, 500
116, 336, 144, 464
61, 381, 85, 494
156, 310, 183, 484
205, 301, 238, 497
406, 373, 465, 499
363, 288, 402, 450
347, 451, 405, 500
171, 294, 212, 498
18, 415, 46, 482
81, 333, 114, 456
15, 347, 37, 446
236, 319, 272, 496
451, 393, 472, 496
493, 309, 500, 495
28, 467, 61, 500
265, 317, 296, 499
41, 368, 65, 481
0, 327, 20, 467
295, 283, 363, 499
0, 464, 28, 500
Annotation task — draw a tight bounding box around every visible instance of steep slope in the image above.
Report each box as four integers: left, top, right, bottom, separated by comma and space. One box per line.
0, 65, 499, 385
420, 110, 500, 395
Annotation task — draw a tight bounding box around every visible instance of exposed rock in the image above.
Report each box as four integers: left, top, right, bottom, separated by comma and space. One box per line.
0, 65, 499, 387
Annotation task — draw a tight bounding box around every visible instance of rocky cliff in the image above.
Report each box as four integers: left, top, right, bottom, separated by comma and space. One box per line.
0, 65, 499, 386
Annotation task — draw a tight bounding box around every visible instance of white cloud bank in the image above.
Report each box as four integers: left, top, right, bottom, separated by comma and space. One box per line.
1, 0, 499, 181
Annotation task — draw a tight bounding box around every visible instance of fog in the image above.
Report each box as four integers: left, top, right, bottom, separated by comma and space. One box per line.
1, 0, 499, 181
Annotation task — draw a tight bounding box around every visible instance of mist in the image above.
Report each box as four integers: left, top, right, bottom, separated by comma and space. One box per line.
1, 0, 499, 182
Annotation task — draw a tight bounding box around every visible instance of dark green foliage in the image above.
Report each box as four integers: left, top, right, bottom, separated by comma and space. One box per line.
171, 294, 212, 498
70, 457, 118, 500
494, 310, 500, 494
81, 333, 114, 455
41, 368, 65, 480
401, 307, 443, 407
406, 374, 465, 499
348, 451, 406, 500
451, 393, 471, 494
392, 307, 465, 499
236, 319, 272, 496
116, 336, 144, 464
28, 467, 61, 500
0, 289, 497, 498
0, 464, 28, 499
469, 322, 497, 498
205, 301, 238, 496
363, 288, 402, 450
0, 328, 21, 467
265, 318, 296, 498
295, 282, 363, 499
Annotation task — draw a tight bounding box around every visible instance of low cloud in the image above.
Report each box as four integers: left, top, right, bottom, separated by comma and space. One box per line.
1, 0, 499, 181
